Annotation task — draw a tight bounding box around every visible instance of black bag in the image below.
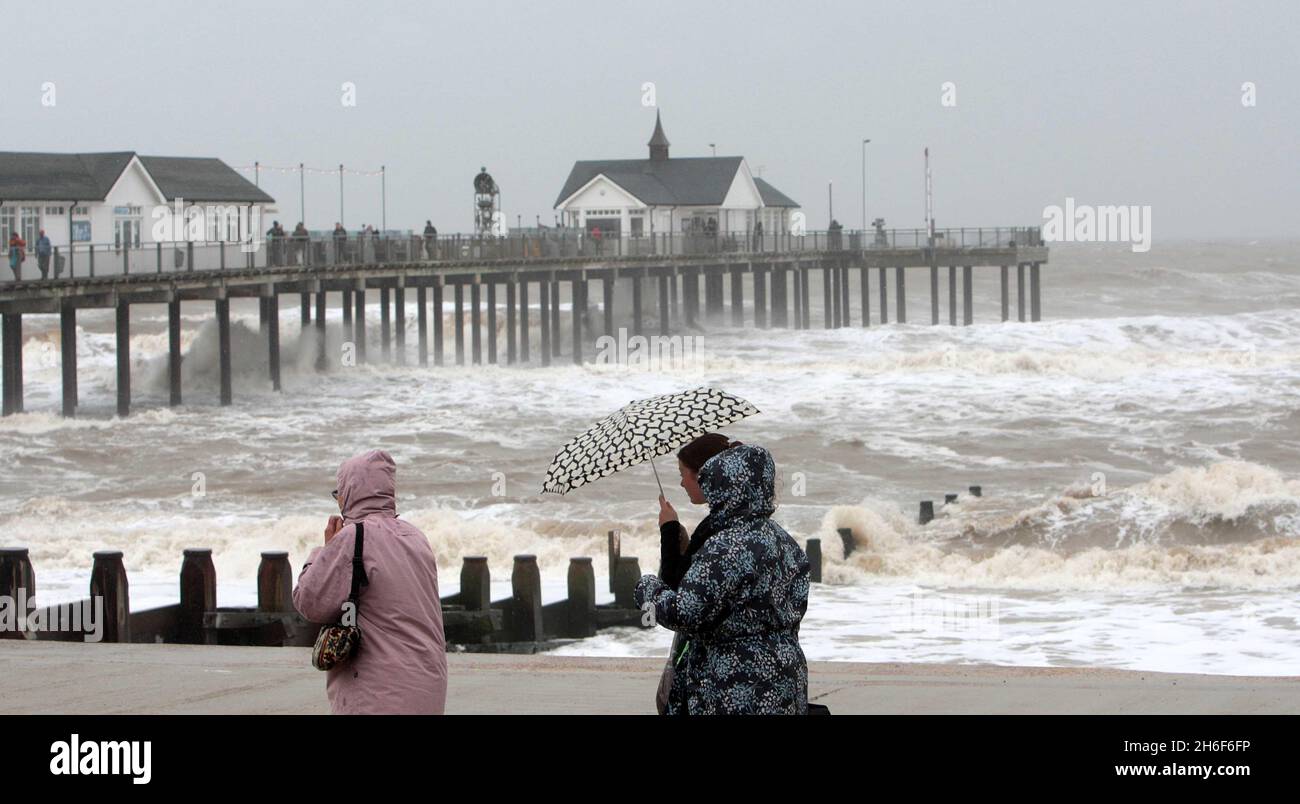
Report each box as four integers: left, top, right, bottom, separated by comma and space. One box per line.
310, 522, 369, 671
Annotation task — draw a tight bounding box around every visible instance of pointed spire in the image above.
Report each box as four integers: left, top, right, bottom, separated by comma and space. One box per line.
648, 110, 670, 161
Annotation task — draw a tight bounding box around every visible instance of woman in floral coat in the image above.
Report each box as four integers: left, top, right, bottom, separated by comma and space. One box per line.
635, 443, 810, 714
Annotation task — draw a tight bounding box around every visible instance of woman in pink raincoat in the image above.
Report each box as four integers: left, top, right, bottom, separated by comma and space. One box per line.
294, 449, 448, 714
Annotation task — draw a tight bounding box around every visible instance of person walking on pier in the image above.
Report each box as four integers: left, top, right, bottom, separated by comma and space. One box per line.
7, 231, 26, 281
293, 450, 448, 714
35, 230, 52, 278
637, 440, 810, 715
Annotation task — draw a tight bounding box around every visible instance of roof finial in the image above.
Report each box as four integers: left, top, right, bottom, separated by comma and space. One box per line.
648, 110, 670, 161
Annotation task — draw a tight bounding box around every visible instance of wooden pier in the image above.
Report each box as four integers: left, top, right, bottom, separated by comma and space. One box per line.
0, 228, 1048, 416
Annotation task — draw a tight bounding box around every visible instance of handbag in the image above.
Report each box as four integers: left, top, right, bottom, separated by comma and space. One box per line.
311, 522, 368, 671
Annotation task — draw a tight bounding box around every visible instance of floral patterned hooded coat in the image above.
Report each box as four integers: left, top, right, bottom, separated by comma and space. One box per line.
635, 444, 810, 714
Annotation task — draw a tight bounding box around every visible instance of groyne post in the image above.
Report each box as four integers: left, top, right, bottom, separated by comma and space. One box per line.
510, 555, 544, 642
805, 538, 822, 583
566, 557, 597, 638
179, 548, 216, 644
91, 550, 130, 643
62, 301, 79, 415
460, 556, 491, 611
256, 551, 293, 613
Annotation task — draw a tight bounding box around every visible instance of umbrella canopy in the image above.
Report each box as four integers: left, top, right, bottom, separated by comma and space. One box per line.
541, 387, 760, 495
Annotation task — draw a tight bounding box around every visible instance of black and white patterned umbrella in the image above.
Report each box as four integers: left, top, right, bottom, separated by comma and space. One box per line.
541, 387, 760, 495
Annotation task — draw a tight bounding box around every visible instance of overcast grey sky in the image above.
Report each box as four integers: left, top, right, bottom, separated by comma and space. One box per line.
6, 0, 1298, 239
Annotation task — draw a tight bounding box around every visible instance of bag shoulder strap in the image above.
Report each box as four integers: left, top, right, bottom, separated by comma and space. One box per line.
347, 521, 369, 605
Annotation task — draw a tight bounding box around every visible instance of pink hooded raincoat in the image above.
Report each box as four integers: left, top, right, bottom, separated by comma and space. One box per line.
293, 450, 448, 714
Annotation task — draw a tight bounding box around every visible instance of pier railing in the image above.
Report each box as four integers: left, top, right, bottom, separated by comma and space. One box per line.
6, 226, 1043, 282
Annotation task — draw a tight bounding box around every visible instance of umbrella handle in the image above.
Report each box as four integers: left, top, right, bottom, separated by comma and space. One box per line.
650, 458, 665, 497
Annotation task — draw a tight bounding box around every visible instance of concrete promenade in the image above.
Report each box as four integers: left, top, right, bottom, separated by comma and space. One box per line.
2, 641, 1298, 714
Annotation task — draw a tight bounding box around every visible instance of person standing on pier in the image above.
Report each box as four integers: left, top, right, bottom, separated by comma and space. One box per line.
637, 440, 810, 715
8, 231, 26, 281
423, 220, 437, 259
293, 450, 448, 714
292, 222, 309, 265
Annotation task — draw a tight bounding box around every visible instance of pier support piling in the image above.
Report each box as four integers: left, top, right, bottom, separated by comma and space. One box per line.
506, 280, 517, 364
539, 280, 551, 367
394, 286, 407, 366
895, 266, 906, 324
658, 274, 670, 336
879, 267, 888, 324
267, 294, 281, 391
353, 287, 367, 364
571, 278, 584, 365
1030, 262, 1042, 321
417, 286, 429, 366
1000, 265, 1010, 322
1, 314, 21, 416
61, 302, 78, 416
518, 280, 529, 363
632, 274, 644, 336
471, 281, 482, 365
487, 282, 497, 364
432, 283, 444, 365
948, 266, 958, 326
315, 290, 328, 370
754, 266, 768, 329
730, 266, 744, 326
216, 298, 232, 405
930, 265, 940, 325
115, 302, 130, 417
454, 283, 466, 366
165, 300, 182, 406
1017, 263, 1026, 322
963, 266, 973, 326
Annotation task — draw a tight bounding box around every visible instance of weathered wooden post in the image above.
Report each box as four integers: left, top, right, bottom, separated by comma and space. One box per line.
380, 286, 392, 362
962, 265, 973, 326
945, 493, 958, 505
1017, 263, 1026, 322
772, 265, 789, 328
607, 530, 620, 593
1, 315, 21, 416
510, 555, 544, 643
57, 302, 77, 417
0, 547, 34, 639
518, 279, 529, 362
487, 281, 498, 364
895, 266, 906, 323
91, 550, 130, 643
539, 280, 551, 367
1000, 265, 1010, 322
115, 301, 130, 417
352, 285, 368, 364
878, 266, 888, 324
454, 282, 466, 365
801, 265, 812, 328
969, 485, 982, 497
506, 279, 517, 364
658, 274, 671, 336
460, 556, 490, 611
730, 265, 744, 326
785, 262, 795, 329
614, 556, 642, 609
837, 527, 854, 558
265, 292, 281, 392
632, 272, 644, 335
930, 264, 941, 325
179, 548, 216, 644
822, 264, 832, 329
257, 551, 293, 613
805, 538, 822, 583
860, 264, 871, 328
839, 262, 851, 327
394, 285, 407, 366
315, 286, 327, 366
566, 557, 597, 638
571, 278, 584, 364
432, 281, 444, 365
300, 292, 311, 327
550, 279, 562, 358
602, 274, 614, 336
754, 265, 768, 328
919, 500, 935, 524
471, 280, 483, 365
1030, 262, 1042, 321
417, 285, 429, 366
216, 297, 232, 405
948, 266, 958, 326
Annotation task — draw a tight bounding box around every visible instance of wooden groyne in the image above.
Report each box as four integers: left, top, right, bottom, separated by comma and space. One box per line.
0, 533, 659, 652
0, 227, 1049, 416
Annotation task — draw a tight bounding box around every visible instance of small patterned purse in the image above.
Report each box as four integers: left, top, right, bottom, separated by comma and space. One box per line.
311, 522, 368, 671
